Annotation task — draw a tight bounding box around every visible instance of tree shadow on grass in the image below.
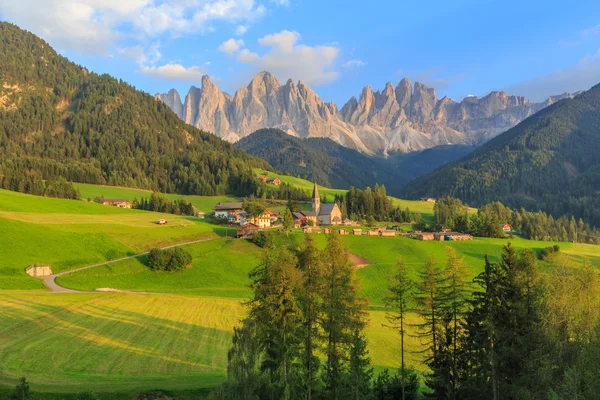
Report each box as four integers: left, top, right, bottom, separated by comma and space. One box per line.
0, 297, 235, 385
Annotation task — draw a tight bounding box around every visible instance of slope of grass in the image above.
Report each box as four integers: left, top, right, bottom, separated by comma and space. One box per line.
0, 190, 235, 290
0, 293, 417, 395
75, 183, 239, 214
58, 238, 260, 298
0, 293, 241, 393
253, 168, 439, 218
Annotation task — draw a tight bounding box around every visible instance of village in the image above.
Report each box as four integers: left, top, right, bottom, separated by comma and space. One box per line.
212, 180, 477, 241
96, 179, 485, 242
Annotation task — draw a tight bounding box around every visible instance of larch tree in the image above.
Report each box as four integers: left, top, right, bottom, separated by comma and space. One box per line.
297, 234, 324, 399
384, 256, 414, 400
320, 231, 368, 399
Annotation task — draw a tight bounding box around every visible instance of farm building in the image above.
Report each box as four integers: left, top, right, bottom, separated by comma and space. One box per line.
416, 233, 435, 241
302, 226, 313, 234
324, 228, 331, 234
292, 211, 317, 227
420, 197, 436, 203
102, 198, 132, 208
380, 230, 396, 237
342, 218, 359, 226
25, 264, 53, 277
339, 229, 349, 235
501, 224, 512, 233
445, 232, 473, 241
434, 233, 446, 241
240, 210, 272, 228
352, 229, 363, 235
257, 175, 268, 183
213, 202, 243, 223
192, 207, 205, 218
433, 232, 473, 241
266, 177, 281, 185
366, 229, 379, 236
237, 224, 260, 239
157, 219, 168, 225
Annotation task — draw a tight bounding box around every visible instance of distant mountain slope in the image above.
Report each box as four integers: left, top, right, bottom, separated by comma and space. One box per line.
236, 128, 474, 194
0, 22, 270, 197
157, 72, 577, 154
401, 84, 600, 226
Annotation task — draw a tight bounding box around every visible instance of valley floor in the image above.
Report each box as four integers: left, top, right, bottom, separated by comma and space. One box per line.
1, 188, 599, 396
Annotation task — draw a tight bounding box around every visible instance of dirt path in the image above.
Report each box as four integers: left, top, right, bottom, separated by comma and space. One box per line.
39, 237, 218, 293
348, 252, 371, 269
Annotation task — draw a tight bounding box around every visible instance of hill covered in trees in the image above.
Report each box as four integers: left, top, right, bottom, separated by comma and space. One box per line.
236, 128, 473, 194
0, 22, 270, 197
401, 83, 600, 226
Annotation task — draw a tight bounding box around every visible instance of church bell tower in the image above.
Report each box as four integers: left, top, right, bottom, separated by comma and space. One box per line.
312, 181, 320, 215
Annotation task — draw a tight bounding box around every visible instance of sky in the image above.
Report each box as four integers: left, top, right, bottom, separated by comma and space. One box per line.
1, 0, 600, 105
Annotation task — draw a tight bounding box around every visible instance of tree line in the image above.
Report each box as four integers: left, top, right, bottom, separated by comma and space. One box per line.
335, 185, 413, 223
219, 233, 372, 399
0, 22, 269, 201
427, 197, 600, 244
385, 243, 600, 399
131, 193, 195, 216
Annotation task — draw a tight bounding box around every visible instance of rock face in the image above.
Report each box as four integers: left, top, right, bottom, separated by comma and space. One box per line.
156, 72, 578, 154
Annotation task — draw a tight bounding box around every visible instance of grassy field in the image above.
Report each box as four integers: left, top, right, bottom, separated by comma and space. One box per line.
57, 238, 260, 298
0, 189, 236, 290
75, 183, 239, 214
2, 187, 600, 396
253, 168, 442, 219
0, 293, 420, 395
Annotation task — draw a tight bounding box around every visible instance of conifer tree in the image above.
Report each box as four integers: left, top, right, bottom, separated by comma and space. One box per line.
384, 256, 414, 400
320, 231, 367, 399
297, 235, 324, 399
441, 247, 470, 399
248, 246, 304, 399
413, 257, 448, 397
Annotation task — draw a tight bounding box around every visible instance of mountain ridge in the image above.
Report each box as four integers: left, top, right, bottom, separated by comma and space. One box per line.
400, 82, 600, 226
0, 22, 269, 197
157, 72, 579, 154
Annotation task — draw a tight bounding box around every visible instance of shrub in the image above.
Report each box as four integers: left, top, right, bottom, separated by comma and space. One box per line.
540, 245, 560, 260
372, 368, 420, 400
147, 248, 192, 271
252, 231, 273, 248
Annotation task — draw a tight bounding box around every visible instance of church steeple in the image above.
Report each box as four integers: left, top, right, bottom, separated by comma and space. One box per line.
312, 181, 320, 215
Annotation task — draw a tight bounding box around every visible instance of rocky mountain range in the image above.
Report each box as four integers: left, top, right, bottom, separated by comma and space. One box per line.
156, 72, 578, 154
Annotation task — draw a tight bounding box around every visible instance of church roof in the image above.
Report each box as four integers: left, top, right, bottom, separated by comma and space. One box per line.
319, 203, 338, 216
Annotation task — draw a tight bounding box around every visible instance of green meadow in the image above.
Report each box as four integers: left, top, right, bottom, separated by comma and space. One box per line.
75, 183, 240, 214
1, 183, 600, 396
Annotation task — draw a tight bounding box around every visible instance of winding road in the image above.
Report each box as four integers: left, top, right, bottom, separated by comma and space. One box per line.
40, 237, 218, 293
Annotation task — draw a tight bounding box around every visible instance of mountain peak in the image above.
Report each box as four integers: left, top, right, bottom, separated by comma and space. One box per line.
157, 70, 573, 154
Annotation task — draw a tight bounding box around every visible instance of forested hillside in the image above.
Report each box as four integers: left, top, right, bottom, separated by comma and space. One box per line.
0, 22, 270, 197
236, 128, 473, 193
401, 84, 600, 226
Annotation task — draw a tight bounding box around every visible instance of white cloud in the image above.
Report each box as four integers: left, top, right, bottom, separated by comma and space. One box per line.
0, 0, 267, 54
141, 64, 205, 81
236, 30, 340, 86
342, 59, 366, 69
119, 42, 205, 81
237, 49, 260, 63
270, 0, 290, 5
235, 25, 248, 35
258, 30, 300, 51
219, 38, 245, 55
506, 49, 600, 101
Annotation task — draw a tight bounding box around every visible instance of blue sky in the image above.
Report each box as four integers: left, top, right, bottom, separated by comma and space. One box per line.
2, 0, 600, 105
